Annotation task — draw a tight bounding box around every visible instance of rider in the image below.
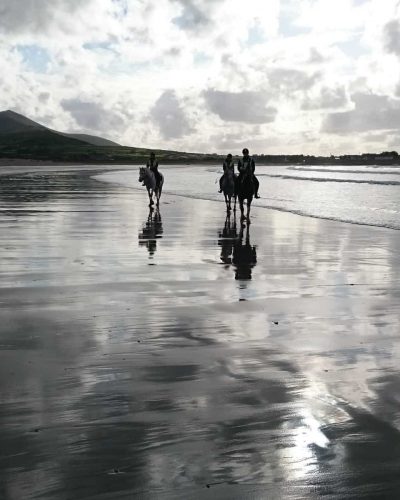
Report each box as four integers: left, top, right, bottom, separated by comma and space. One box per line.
237, 148, 260, 198
218, 153, 235, 193
146, 152, 161, 188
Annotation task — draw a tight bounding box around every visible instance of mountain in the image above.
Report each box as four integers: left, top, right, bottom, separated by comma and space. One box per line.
0, 109, 221, 163
0, 110, 48, 134
62, 133, 120, 147
0, 110, 120, 147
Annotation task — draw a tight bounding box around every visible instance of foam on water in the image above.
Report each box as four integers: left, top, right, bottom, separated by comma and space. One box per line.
94, 164, 400, 230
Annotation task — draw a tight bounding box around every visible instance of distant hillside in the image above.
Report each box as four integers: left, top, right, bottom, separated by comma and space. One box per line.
63, 133, 120, 147
0, 110, 47, 134
0, 110, 120, 147
0, 110, 299, 164
0, 109, 222, 164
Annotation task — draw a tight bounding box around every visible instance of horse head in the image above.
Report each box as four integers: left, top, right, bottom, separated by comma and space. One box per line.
138, 167, 146, 183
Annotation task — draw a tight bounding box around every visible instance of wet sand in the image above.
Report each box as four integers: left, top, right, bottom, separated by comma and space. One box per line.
1, 167, 400, 499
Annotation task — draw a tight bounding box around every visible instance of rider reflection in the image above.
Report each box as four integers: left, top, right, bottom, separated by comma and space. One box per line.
233, 222, 257, 280
138, 208, 163, 257
218, 213, 238, 266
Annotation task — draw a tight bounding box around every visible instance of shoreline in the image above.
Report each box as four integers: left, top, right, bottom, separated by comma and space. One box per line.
0, 162, 397, 233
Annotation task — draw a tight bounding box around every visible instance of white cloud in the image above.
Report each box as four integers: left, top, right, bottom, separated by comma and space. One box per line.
322, 92, 400, 133
150, 90, 194, 139
0, 0, 399, 153
302, 86, 348, 110
203, 89, 277, 124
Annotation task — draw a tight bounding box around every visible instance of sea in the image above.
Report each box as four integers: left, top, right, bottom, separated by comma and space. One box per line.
95, 163, 400, 230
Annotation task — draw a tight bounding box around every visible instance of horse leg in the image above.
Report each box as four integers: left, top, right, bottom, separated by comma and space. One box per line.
226, 194, 231, 212
247, 198, 252, 222
148, 189, 154, 206
239, 197, 245, 220
157, 181, 163, 206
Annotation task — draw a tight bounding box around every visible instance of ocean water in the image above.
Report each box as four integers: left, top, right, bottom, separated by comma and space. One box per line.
95, 164, 400, 230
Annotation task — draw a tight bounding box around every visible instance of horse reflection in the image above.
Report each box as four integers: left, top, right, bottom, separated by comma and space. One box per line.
218, 213, 238, 266
233, 222, 257, 280
138, 208, 163, 257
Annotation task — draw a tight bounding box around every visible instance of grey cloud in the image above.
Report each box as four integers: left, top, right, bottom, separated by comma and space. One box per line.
383, 20, 400, 56
322, 92, 400, 134
38, 92, 50, 103
0, 0, 89, 33
268, 68, 320, 92
61, 98, 125, 132
302, 86, 348, 110
171, 0, 223, 32
308, 48, 326, 64
150, 90, 194, 139
203, 89, 277, 124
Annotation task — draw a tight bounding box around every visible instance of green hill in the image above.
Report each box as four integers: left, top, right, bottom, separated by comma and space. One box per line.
0, 110, 221, 163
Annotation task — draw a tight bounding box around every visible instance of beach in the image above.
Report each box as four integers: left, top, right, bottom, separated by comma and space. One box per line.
1, 165, 400, 499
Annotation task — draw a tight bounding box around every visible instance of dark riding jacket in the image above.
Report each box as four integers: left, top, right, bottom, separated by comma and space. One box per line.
237, 156, 255, 176
147, 159, 161, 185
146, 159, 159, 172
223, 159, 235, 173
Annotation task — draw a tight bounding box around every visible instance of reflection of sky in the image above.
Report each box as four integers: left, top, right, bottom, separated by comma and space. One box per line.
1, 168, 400, 497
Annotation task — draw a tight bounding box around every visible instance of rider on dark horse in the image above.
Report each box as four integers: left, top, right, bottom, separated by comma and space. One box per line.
218, 153, 235, 193
146, 152, 161, 188
237, 148, 260, 198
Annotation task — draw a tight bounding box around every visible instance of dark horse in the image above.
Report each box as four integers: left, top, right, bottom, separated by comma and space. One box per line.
236, 169, 254, 221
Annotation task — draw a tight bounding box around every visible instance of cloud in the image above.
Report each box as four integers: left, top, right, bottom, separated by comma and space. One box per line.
0, 0, 90, 34
383, 20, 400, 56
268, 68, 320, 92
0, 0, 399, 154
150, 90, 194, 139
322, 92, 400, 133
172, 0, 216, 31
61, 98, 125, 132
203, 89, 277, 123
302, 86, 348, 110
308, 48, 326, 64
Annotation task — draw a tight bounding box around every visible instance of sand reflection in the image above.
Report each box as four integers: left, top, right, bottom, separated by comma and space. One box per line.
138, 208, 163, 258
218, 213, 257, 280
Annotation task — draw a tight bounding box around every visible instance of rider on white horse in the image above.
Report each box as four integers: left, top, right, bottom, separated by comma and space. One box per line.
147, 152, 162, 189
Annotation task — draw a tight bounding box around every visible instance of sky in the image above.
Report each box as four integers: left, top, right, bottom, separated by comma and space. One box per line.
1, 0, 400, 154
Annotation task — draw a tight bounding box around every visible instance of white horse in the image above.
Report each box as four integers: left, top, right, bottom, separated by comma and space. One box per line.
138, 167, 164, 207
